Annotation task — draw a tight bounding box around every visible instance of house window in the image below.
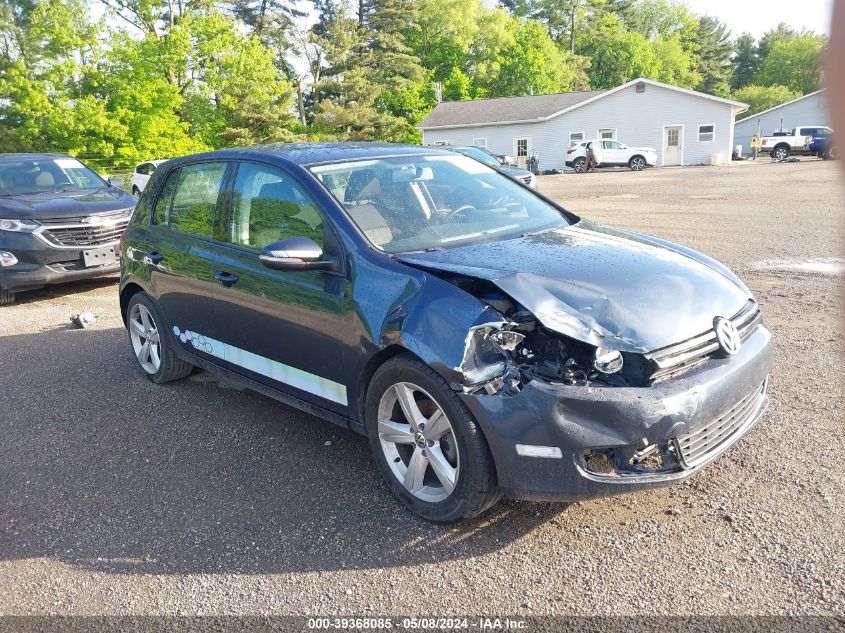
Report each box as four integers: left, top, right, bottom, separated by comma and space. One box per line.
472, 138, 487, 149
515, 138, 529, 157
599, 128, 616, 139
569, 132, 584, 147
698, 124, 715, 142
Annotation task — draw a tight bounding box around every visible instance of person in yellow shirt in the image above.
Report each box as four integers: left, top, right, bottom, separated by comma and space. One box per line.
750, 133, 761, 160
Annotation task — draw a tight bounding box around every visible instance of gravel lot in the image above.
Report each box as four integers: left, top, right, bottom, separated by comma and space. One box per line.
1, 159, 843, 618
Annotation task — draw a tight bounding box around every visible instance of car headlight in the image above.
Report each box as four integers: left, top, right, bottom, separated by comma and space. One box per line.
0, 219, 39, 233
594, 347, 623, 374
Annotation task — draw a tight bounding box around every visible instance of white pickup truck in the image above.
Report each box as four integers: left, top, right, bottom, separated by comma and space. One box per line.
760, 125, 833, 159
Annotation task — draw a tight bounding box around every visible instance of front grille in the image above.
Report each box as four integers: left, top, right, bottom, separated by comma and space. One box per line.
674, 381, 767, 468
644, 300, 762, 380
38, 213, 130, 247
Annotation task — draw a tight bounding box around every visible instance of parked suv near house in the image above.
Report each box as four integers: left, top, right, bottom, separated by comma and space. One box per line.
566, 139, 658, 172
0, 154, 136, 304
120, 143, 772, 522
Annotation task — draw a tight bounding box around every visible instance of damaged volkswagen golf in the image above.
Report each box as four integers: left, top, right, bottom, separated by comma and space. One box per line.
119, 143, 773, 522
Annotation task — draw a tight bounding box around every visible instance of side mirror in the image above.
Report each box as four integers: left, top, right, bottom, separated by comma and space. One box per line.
258, 236, 336, 271
108, 177, 125, 189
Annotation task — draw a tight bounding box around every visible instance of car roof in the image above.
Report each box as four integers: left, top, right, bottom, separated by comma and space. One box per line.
0, 153, 72, 163
137, 159, 168, 166
161, 142, 455, 170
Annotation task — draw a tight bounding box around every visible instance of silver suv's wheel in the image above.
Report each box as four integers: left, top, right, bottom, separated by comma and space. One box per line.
377, 382, 460, 503
572, 157, 587, 173
365, 354, 500, 522
126, 292, 193, 383
129, 303, 161, 374
629, 156, 646, 171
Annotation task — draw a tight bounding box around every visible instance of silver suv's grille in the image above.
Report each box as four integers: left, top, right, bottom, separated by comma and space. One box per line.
674, 381, 767, 468
645, 300, 762, 380
38, 212, 130, 248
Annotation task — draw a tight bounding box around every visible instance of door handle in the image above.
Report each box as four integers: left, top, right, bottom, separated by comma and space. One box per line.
214, 270, 240, 287
148, 251, 165, 265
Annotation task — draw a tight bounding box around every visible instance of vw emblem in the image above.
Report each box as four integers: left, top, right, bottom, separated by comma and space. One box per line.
713, 317, 741, 355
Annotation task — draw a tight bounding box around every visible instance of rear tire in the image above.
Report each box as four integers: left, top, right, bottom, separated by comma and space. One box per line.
825, 145, 839, 160
365, 354, 501, 522
629, 155, 646, 171
0, 288, 15, 305
773, 145, 790, 160
126, 292, 193, 383
572, 157, 587, 173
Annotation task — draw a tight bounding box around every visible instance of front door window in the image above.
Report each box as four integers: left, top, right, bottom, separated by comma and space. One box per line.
229, 163, 324, 250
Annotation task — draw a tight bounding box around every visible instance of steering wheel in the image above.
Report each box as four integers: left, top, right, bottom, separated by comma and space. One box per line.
441, 204, 478, 221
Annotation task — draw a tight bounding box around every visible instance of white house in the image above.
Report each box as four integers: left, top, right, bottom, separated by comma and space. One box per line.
418, 78, 748, 171
734, 89, 830, 153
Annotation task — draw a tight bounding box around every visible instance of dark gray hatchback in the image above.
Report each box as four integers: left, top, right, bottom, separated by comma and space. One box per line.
0, 154, 136, 304
119, 143, 773, 522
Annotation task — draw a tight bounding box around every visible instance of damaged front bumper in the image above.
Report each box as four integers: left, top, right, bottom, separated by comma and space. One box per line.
458, 324, 774, 502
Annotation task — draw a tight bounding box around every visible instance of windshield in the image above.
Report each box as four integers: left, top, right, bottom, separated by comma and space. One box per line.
455, 147, 501, 168
311, 154, 568, 253
0, 158, 107, 196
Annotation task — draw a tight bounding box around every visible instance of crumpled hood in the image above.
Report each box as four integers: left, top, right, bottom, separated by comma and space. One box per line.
0, 188, 136, 220
396, 221, 751, 353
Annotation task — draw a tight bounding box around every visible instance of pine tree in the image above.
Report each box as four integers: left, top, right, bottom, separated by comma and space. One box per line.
731, 33, 758, 91
695, 15, 733, 96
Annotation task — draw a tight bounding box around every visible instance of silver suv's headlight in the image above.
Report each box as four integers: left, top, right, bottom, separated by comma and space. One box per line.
0, 219, 39, 232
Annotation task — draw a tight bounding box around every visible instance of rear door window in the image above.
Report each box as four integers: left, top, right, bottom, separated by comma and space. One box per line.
152, 162, 227, 238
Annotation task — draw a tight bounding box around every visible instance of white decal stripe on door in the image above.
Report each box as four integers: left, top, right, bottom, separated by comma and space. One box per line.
172, 325, 348, 406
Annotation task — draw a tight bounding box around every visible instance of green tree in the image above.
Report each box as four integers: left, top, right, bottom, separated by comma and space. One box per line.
468, 8, 588, 97
695, 16, 733, 96
755, 23, 796, 61
755, 34, 826, 94
651, 34, 700, 88
731, 32, 758, 91
310, 0, 420, 141
732, 84, 800, 117
580, 13, 660, 88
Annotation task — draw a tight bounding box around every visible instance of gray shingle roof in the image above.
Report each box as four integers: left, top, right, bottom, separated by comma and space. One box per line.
419, 90, 607, 129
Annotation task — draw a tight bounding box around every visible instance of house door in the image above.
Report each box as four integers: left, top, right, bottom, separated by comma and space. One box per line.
514, 137, 530, 169
664, 126, 682, 166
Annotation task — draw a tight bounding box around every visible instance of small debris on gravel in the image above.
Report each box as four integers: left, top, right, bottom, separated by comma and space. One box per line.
69, 311, 98, 328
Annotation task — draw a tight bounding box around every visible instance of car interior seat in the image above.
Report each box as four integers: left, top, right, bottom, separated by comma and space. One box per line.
35, 171, 55, 189
342, 169, 393, 247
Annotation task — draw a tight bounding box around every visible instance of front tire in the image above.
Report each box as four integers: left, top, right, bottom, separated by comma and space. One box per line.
825, 145, 839, 160
629, 155, 646, 171
126, 292, 193, 383
365, 355, 500, 522
572, 157, 587, 173
0, 288, 15, 305
773, 145, 790, 160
